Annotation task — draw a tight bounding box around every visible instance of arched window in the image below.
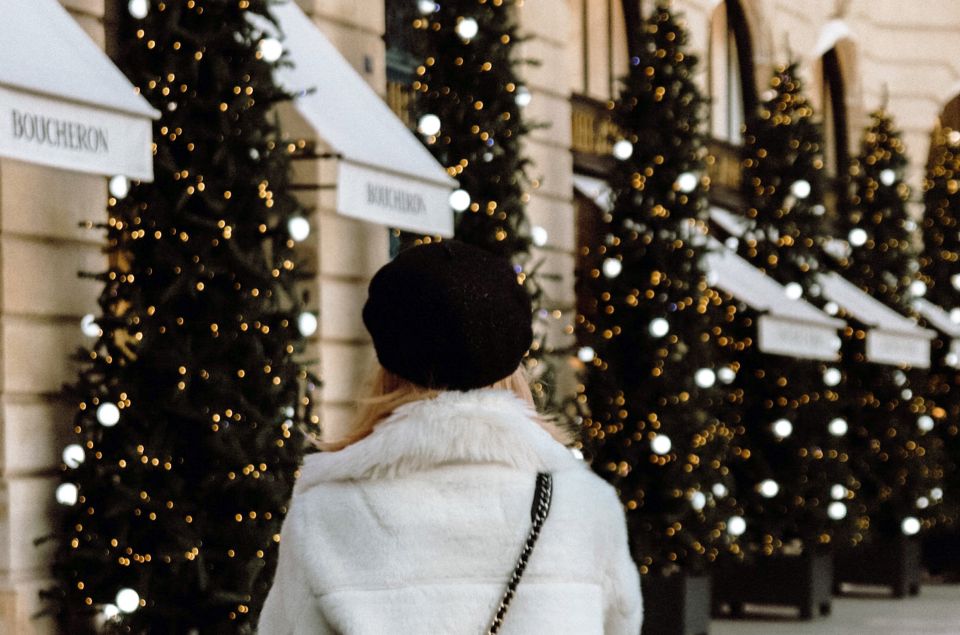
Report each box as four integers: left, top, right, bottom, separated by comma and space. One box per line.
709, 0, 757, 144
821, 47, 849, 178
941, 94, 960, 131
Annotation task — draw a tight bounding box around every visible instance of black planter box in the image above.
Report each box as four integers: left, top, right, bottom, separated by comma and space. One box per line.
834, 536, 921, 597
641, 572, 711, 635
711, 550, 833, 620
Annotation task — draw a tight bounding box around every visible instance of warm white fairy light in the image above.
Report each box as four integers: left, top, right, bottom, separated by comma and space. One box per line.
828, 502, 847, 520
790, 180, 811, 199
514, 86, 532, 108
717, 367, 736, 384
901, 517, 921, 536
613, 139, 634, 160
691, 491, 707, 511
694, 368, 716, 388
848, 228, 868, 247
417, 113, 441, 137
109, 175, 131, 199
577, 346, 596, 363
116, 588, 141, 613
127, 0, 148, 19
287, 216, 310, 242
772, 418, 793, 439
917, 415, 934, 432
81, 314, 101, 338
823, 367, 842, 386
97, 402, 121, 427
879, 169, 896, 186
727, 515, 746, 536
531, 225, 548, 247
828, 417, 848, 436
676, 172, 698, 193
759, 479, 779, 498
297, 312, 318, 338
784, 282, 803, 300
649, 318, 670, 338
258, 38, 283, 63
449, 188, 471, 212
831, 484, 847, 500
63, 444, 85, 469
602, 258, 623, 278
650, 434, 672, 455
56, 483, 79, 505
455, 17, 479, 41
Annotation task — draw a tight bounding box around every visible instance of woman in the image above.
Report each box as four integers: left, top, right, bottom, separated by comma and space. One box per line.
258, 240, 642, 634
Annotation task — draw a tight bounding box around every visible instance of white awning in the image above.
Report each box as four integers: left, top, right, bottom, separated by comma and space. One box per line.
705, 242, 844, 361
573, 174, 614, 212
913, 298, 960, 368
0, 0, 157, 180
261, 2, 456, 236
818, 272, 934, 368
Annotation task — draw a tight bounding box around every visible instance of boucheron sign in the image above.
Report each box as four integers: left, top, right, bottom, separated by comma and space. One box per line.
0, 86, 153, 180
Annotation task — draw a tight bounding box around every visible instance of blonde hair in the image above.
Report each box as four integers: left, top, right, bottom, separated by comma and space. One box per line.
315, 363, 574, 452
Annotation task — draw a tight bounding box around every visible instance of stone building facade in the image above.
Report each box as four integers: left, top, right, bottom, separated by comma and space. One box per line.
2, 0, 960, 631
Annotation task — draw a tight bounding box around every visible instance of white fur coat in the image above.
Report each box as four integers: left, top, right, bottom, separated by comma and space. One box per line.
258, 389, 642, 634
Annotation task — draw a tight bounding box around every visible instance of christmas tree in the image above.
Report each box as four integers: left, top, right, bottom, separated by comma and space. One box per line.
578, 3, 739, 577
399, 0, 570, 415
405, 0, 533, 257
919, 128, 960, 526
729, 62, 853, 555
47, 1, 315, 631
841, 110, 940, 543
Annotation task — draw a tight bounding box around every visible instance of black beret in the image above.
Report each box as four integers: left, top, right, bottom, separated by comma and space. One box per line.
362, 240, 533, 391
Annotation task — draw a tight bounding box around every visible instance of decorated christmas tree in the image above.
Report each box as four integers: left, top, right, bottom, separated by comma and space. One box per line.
399, 0, 569, 414
46, 1, 316, 631
577, 3, 739, 578
920, 128, 960, 527
841, 110, 940, 543
404, 0, 533, 257
730, 61, 853, 555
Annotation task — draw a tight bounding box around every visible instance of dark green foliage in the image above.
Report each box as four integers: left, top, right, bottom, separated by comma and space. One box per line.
578, 4, 738, 576
405, 0, 534, 257
48, 1, 314, 631
840, 110, 940, 542
920, 129, 960, 525
731, 62, 855, 554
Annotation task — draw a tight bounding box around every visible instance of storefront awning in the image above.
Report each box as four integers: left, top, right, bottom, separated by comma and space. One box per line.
818, 272, 934, 368
573, 174, 614, 212
912, 298, 960, 368
262, 2, 456, 236
705, 243, 844, 361
0, 0, 157, 180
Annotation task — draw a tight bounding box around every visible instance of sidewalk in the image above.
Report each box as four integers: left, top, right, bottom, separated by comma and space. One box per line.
710, 584, 960, 635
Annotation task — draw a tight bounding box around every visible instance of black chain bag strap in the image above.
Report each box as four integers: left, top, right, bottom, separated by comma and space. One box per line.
486, 472, 553, 635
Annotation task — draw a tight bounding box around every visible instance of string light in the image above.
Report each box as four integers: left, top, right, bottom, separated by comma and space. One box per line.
62, 444, 85, 469
577, 346, 596, 363
694, 368, 716, 388
675, 172, 698, 193
648, 318, 669, 337
297, 312, 318, 338
822, 367, 842, 386
287, 216, 310, 242
772, 418, 793, 439
417, 0, 436, 14
449, 188, 471, 212
530, 225, 548, 247
848, 228, 867, 247
127, 0, 148, 19
96, 402, 121, 427
758, 479, 779, 498
56, 483, 79, 505
258, 38, 283, 63
602, 258, 623, 278
514, 86, 532, 108
417, 114, 441, 137
690, 491, 706, 511
784, 282, 803, 300
828, 502, 847, 520
917, 415, 934, 432
612, 139, 634, 160
109, 175, 131, 199
712, 483, 728, 498
790, 179, 811, 199
717, 367, 736, 384
650, 434, 672, 455
830, 484, 847, 500
455, 17, 479, 41
879, 168, 896, 186
901, 517, 921, 536
828, 418, 848, 436
81, 314, 101, 337
727, 516, 747, 536
116, 588, 141, 613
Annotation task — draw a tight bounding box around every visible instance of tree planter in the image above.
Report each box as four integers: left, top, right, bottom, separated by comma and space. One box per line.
834, 536, 921, 597
922, 526, 960, 580
711, 550, 833, 620
641, 572, 711, 635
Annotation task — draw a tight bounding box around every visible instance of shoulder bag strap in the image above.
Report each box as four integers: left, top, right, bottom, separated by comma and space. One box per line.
486, 472, 553, 635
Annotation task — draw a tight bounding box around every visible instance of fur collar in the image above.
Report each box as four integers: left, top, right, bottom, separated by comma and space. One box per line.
295, 389, 582, 492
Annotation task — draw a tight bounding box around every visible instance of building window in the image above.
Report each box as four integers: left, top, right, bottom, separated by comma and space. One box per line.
709, 1, 756, 145
821, 48, 849, 179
